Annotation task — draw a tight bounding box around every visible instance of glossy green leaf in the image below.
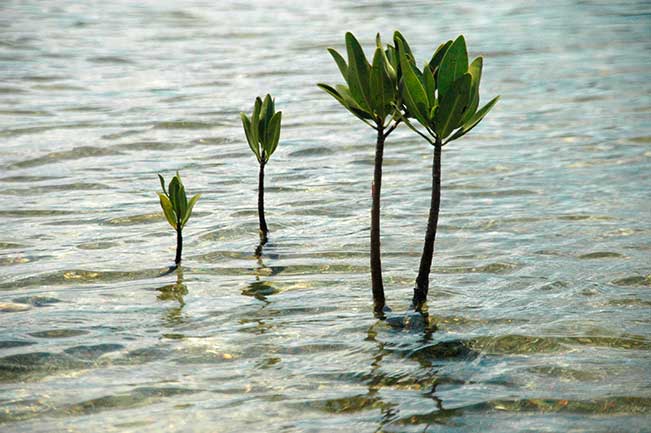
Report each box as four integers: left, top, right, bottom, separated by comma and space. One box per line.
382, 47, 397, 82
168, 176, 180, 204
370, 47, 387, 119
317, 82, 345, 104
345, 32, 371, 111
318, 83, 375, 126
269, 111, 282, 156
252, 97, 262, 145
158, 174, 167, 196
158, 192, 177, 229
393, 31, 414, 63
422, 65, 436, 108
398, 39, 430, 126
178, 185, 188, 221
336, 85, 365, 111
181, 193, 201, 228
264, 94, 275, 133
327, 48, 348, 81
319, 83, 363, 117
385, 45, 398, 75
241, 113, 260, 162
461, 57, 482, 124
260, 95, 270, 132
438, 35, 468, 98
435, 73, 472, 139
428, 40, 452, 72
264, 111, 281, 156
446, 95, 499, 143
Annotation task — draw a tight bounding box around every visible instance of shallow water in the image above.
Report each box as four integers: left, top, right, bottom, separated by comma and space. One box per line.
1, 1, 650, 432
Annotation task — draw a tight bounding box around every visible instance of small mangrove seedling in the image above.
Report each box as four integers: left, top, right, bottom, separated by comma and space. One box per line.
157, 172, 201, 266
241, 94, 282, 247
396, 35, 499, 310
317, 32, 406, 314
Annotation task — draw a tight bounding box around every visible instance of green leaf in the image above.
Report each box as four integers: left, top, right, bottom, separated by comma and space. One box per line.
269, 111, 282, 156
393, 31, 414, 62
168, 176, 180, 206
317, 83, 375, 127
446, 95, 499, 143
252, 97, 262, 146
264, 110, 282, 157
398, 39, 430, 127
158, 174, 167, 196
345, 32, 371, 111
241, 113, 260, 162
422, 65, 436, 108
385, 45, 398, 77
178, 185, 188, 222
382, 47, 397, 82
435, 73, 472, 139
181, 193, 201, 228
461, 56, 482, 124
158, 192, 177, 229
438, 35, 468, 98
318, 82, 345, 104
260, 95, 270, 132
370, 47, 387, 119
327, 48, 348, 81
336, 85, 366, 112
428, 40, 452, 72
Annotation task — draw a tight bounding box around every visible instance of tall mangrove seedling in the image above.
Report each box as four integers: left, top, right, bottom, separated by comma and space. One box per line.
157, 172, 201, 266
396, 35, 499, 310
241, 94, 282, 246
317, 32, 406, 313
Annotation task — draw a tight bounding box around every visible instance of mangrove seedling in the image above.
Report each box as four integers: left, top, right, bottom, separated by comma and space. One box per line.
396, 35, 499, 310
241, 94, 282, 247
317, 32, 407, 314
157, 172, 201, 266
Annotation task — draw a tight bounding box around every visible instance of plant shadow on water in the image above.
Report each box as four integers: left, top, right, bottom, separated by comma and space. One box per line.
363, 312, 479, 430
242, 242, 284, 302
155, 266, 188, 327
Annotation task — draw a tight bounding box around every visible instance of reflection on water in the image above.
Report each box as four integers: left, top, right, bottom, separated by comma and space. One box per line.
1, 0, 651, 431
156, 267, 188, 326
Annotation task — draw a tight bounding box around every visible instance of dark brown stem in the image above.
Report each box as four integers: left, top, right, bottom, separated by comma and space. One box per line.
175, 225, 183, 265
371, 125, 386, 313
258, 156, 269, 243
413, 142, 442, 310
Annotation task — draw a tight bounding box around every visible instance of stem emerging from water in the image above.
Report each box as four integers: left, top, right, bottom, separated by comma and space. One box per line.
175, 225, 183, 265
413, 142, 442, 310
370, 124, 386, 313
258, 156, 269, 244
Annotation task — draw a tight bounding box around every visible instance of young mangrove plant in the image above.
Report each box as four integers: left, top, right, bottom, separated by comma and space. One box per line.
317, 32, 407, 314
157, 172, 201, 266
241, 94, 282, 248
395, 35, 499, 310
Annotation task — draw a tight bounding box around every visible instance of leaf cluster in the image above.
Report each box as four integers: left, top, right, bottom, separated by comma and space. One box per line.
397, 35, 499, 145
157, 172, 201, 230
241, 94, 282, 164
317, 32, 405, 129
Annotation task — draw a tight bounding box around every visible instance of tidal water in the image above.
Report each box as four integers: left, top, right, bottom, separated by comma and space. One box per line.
1, 1, 650, 432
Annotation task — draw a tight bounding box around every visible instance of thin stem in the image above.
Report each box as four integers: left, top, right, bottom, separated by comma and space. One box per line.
394, 112, 436, 145
412, 142, 442, 310
383, 118, 401, 138
371, 123, 386, 313
258, 156, 269, 243
175, 225, 183, 265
